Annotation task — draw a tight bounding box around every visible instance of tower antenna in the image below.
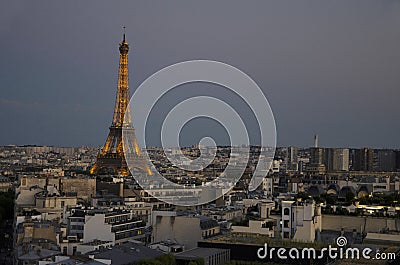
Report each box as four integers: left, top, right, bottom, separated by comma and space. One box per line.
123, 26, 126, 42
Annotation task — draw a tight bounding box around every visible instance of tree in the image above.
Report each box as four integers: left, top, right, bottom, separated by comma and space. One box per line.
313, 195, 325, 204
155, 254, 175, 265
135, 254, 175, 265
135, 259, 162, 265
188, 259, 204, 265
0, 189, 14, 224
345, 191, 355, 203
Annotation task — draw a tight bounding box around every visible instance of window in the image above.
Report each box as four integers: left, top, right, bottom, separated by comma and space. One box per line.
284, 208, 290, 215
284, 220, 290, 228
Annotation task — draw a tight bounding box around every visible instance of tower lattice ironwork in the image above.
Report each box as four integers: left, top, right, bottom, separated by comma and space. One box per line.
90, 32, 151, 176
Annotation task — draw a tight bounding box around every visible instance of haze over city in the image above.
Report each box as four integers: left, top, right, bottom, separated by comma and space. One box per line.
1, 1, 400, 148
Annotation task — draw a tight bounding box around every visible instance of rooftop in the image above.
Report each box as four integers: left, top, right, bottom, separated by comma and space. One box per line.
86, 242, 163, 265
81, 239, 112, 246
175, 247, 228, 259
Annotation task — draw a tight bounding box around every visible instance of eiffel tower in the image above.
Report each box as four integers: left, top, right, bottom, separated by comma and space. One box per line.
90, 31, 151, 176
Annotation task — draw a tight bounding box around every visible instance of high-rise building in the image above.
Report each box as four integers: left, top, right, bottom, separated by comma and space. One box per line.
352, 148, 374, 171
376, 149, 396, 172
286, 146, 298, 171
396, 150, 400, 171
323, 148, 349, 172
310, 147, 324, 165
336, 148, 349, 171
314, 134, 318, 148
306, 147, 326, 174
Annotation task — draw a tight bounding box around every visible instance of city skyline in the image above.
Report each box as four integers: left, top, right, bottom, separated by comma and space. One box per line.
1, 1, 400, 148
2, 2, 400, 264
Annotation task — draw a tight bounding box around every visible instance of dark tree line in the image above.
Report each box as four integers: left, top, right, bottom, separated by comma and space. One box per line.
0, 189, 14, 225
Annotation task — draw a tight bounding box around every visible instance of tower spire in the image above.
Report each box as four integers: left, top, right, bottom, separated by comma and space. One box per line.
123, 26, 126, 42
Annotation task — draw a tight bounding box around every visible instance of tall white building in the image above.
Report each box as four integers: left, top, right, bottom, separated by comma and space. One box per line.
280, 199, 322, 242
83, 209, 147, 245
286, 146, 299, 172
151, 211, 220, 250
262, 177, 274, 197
336, 148, 349, 171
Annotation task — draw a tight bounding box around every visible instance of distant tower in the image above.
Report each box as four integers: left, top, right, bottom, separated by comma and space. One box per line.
314, 134, 318, 148
90, 31, 151, 176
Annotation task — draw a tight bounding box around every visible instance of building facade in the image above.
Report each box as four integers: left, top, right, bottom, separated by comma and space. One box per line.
280, 200, 322, 242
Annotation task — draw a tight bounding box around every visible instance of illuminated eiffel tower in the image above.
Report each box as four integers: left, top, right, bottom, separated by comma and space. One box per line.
90, 31, 151, 176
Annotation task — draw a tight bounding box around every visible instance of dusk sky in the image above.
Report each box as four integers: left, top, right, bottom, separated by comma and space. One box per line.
1, 1, 399, 148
